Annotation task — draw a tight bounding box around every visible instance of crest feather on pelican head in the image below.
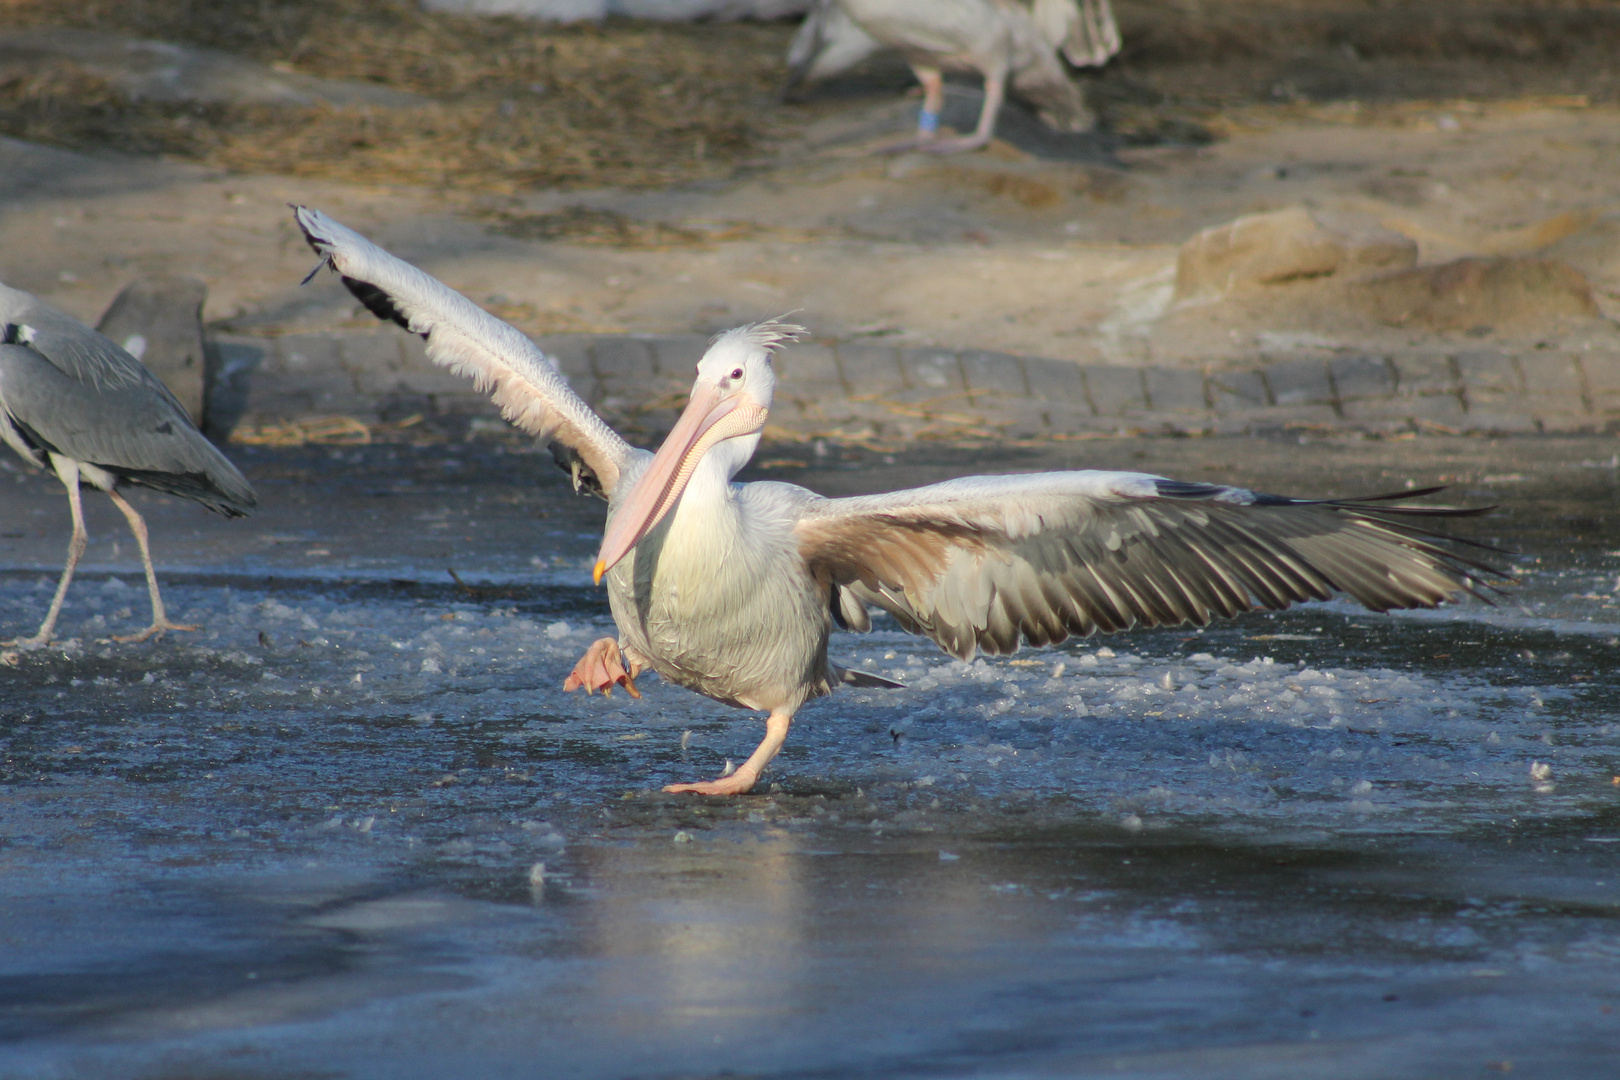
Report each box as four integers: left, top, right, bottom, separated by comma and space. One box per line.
707, 317, 808, 362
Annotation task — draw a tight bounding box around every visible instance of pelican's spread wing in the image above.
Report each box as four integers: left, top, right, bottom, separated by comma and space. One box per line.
1032, 0, 1122, 68
795, 472, 1503, 660
293, 206, 634, 496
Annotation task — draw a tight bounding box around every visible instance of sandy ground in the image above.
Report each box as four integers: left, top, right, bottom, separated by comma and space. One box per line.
4, 87, 1620, 371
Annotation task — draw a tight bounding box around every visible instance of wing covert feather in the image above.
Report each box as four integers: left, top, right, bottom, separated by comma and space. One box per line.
795, 472, 1503, 660
293, 207, 632, 496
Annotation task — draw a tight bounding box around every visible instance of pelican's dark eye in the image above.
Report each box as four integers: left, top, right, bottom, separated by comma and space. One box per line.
730, 367, 744, 380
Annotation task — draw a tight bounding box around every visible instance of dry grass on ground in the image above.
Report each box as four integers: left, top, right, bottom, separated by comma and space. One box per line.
0, 0, 797, 191
2, 1, 1619, 197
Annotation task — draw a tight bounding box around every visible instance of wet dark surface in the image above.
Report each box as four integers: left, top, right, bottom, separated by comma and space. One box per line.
2, 433, 1619, 1078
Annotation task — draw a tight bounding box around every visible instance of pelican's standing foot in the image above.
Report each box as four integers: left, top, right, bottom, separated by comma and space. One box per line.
564, 637, 641, 698
664, 709, 792, 797
664, 771, 760, 797
112, 617, 199, 644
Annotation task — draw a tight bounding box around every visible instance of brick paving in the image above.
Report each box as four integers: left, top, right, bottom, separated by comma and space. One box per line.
214, 330, 1620, 441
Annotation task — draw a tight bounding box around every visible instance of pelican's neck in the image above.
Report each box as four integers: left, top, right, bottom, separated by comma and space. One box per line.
678, 431, 757, 512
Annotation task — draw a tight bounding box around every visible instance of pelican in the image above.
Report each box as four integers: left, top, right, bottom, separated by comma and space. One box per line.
0, 283, 256, 647
785, 0, 1122, 153
294, 206, 1503, 796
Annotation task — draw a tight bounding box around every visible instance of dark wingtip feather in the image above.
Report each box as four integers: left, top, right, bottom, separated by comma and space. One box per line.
342, 276, 419, 337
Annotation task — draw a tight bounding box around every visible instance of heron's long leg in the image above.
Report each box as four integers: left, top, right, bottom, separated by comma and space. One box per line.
664, 708, 792, 796
4, 458, 88, 648
106, 489, 197, 643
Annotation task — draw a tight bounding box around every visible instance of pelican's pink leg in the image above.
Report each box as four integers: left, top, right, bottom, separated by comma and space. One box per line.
564, 636, 641, 699
877, 65, 947, 153
665, 708, 791, 796
921, 70, 1005, 154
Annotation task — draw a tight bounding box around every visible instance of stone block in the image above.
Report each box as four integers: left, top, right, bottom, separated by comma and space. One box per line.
96, 275, 209, 425
532, 334, 594, 381
1533, 411, 1597, 433
1143, 367, 1208, 413
1133, 411, 1213, 435
1083, 366, 1146, 415
1263, 359, 1333, 407
1045, 403, 1123, 435
960, 350, 1031, 397
1174, 206, 1416, 299
590, 336, 656, 382
271, 333, 343, 374
1342, 395, 1465, 425
1022, 356, 1089, 407
1208, 370, 1268, 415
1460, 410, 1540, 433
1329, 355, 1394, 400
1391, 353, 1458, 397
974, 401, 1049, 438
1350, 257, 1599, 333
1455, 350, 1522, 398
334, 333, 404, 375
1578, 351, 1620, 399
775, 343, 844, 394
1518, 352, 1586, 407
1243, 404, 1340, 430
899, 348, 966, 393
644, 334, 706, 376
836, 344, 906, 397
354, 367, 470, 397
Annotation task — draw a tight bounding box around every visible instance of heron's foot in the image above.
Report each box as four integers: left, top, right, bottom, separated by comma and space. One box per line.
0, 633, 51, 651
113, 618, 198, 644
663, 768, 759, 797
563, 637, 641, 699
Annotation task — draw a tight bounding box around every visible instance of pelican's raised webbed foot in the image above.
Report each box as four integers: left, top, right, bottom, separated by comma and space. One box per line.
665, 709, 791, 796
564, 636, 641, 698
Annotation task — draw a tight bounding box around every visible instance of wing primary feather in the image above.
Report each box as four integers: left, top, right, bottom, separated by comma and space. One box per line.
292, 205, 632, 496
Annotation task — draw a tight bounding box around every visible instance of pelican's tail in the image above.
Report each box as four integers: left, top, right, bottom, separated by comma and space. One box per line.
835, 664, 906, 690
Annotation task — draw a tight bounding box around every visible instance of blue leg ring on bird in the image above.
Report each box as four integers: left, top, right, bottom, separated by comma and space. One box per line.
918, 108, 940, 135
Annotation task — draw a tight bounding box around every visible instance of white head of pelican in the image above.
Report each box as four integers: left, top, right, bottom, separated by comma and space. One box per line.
594, 321, 798, 584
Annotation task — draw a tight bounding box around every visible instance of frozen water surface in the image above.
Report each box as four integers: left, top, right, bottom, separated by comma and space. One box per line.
1, 435, 1618, 1078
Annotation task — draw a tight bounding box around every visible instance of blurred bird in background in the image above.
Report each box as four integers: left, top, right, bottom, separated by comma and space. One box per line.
785, 0, 1121, 152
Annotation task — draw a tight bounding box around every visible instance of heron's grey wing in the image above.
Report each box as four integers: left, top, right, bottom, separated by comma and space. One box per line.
794, 471, 1503, 661
786, 0, 881, 90
294, 206, 634, 497
1031, 0, 1120, 67
0, 341, 255, 515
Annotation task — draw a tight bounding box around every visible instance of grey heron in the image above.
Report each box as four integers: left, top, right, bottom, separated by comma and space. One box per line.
786, 0, 1122, 153
295, 206, 1503, 796
0, 283, 256, 647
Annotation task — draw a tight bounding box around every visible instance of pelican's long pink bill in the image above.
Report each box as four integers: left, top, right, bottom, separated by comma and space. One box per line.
593, 382, 765, 583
